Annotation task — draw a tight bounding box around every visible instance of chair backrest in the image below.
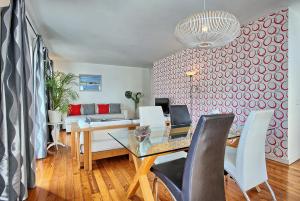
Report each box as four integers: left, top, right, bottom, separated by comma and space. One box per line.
170, 105, 192, 128
236, 110, 274, 191
139, 106, 165, 128
182, 114, 235, 201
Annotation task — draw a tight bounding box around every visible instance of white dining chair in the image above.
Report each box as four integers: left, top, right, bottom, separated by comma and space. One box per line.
139, 106, 166, 129
224, 110, 276, 201
139, 106, 187, 164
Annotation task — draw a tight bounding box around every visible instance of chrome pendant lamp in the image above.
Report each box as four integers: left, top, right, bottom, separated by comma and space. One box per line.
175, 0, 240, 48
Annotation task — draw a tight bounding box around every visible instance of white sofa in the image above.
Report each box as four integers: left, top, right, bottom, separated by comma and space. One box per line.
65, 109, 128, 132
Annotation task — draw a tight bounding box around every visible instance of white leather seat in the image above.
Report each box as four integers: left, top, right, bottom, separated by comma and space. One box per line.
224, 110, 277, 201
139, 106, 187, 164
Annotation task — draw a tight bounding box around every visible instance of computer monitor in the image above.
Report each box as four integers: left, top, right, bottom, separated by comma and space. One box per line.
155, 98, 170, 115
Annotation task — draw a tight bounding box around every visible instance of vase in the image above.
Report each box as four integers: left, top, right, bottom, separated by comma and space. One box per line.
48, 110, 62, 123
134, 102, 139, 118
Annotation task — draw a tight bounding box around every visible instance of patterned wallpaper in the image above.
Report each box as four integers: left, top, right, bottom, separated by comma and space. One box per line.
153, 9, 288, 162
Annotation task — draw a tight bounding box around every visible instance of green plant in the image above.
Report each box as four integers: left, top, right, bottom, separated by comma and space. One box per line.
125, 91, 143, 116
46, 71, 79, 114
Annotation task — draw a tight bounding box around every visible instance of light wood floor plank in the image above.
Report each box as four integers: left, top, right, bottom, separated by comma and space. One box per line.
93, 163, 113, 201
101, 159, 131, 201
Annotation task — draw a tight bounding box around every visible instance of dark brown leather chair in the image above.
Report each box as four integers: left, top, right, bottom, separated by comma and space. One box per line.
151, 114, 234, 201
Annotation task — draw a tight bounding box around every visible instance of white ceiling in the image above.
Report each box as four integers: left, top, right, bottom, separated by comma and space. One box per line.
27, 0, 289, 68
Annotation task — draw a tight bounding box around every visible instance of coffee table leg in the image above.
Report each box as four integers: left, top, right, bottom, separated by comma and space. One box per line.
71, 130, 76, 158
127, 155, 157, 201
84, 131, 92, 171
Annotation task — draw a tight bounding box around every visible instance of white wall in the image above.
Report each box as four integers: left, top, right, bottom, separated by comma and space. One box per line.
288, 2, 300, 164
54, 61, 152, 118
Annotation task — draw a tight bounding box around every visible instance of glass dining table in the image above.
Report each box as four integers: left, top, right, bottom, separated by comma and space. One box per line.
108, 126, 240, 201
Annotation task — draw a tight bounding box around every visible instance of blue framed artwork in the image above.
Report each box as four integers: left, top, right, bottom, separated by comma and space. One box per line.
79, 74, 102, 91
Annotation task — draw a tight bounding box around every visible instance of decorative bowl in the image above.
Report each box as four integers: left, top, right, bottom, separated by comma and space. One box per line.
135, 126, 151, 142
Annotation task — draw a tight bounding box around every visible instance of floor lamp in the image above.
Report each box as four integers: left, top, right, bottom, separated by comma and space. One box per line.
185, 70, 197, 120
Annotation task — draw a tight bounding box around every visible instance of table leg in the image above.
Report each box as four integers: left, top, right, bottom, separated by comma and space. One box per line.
55, 125, 58, 150
47, 123, 65, 151
84, 131, 92, 171
132, 154, 141, 170
127, 155, 157, 201
47, 125, 56, 150
71, 130, 76, 158
75, 132, 81, 170
139, 175, 155, 201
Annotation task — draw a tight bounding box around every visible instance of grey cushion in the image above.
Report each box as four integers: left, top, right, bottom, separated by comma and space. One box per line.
109, 103, 121, 114
82, 104, 95, 115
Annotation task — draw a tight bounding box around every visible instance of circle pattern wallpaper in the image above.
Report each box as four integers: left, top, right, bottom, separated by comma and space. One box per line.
153, 9, 288, 161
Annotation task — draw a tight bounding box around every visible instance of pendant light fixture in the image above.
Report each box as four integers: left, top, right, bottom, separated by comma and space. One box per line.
174, 0, 240, 48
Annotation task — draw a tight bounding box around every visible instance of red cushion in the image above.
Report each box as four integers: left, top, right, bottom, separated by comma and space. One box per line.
97, 104, 109, 114
69, 104, 81, 116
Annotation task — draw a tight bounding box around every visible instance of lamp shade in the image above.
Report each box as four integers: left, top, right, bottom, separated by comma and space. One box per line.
175, 10, 240, 48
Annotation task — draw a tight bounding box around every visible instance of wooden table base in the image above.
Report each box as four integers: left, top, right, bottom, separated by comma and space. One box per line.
127, 155, 158, 201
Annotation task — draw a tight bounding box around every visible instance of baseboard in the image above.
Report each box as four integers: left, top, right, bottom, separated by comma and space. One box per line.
287, 155, 300, 165
266, 155, 289, 164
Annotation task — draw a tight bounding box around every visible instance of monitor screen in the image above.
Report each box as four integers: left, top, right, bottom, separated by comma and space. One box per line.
155, 98, 170, 114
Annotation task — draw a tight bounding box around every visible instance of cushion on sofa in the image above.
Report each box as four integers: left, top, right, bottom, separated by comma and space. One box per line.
82, 104, 95, 115
97, 104, 109, 114
65, 114, 126, 125
109, 103, 121, 114
64, 106, 128, 132
69, 104, 81, 116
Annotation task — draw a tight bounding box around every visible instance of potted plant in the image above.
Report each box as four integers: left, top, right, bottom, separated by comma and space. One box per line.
46, 71, 79, 123
125, 91, 143, 118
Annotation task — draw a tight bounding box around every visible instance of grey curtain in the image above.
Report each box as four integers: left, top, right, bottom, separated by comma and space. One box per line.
0, 0, 36, 200
33, 36, 47, 159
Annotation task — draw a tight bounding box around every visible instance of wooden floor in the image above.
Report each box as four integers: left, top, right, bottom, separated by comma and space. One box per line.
28, 133, 300, 201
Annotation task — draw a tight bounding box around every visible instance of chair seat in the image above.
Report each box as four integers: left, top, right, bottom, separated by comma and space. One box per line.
154, 151, 187, 164
151, 158, 186, 201
224, 146, 237, 176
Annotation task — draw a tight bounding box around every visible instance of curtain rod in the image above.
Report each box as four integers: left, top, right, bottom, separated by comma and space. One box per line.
25, 15, 38, 37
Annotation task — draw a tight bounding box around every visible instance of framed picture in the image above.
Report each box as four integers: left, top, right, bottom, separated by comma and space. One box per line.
79, 74, 102, 91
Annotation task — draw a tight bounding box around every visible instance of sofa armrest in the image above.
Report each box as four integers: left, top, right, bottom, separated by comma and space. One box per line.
122, 109, 128, 119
